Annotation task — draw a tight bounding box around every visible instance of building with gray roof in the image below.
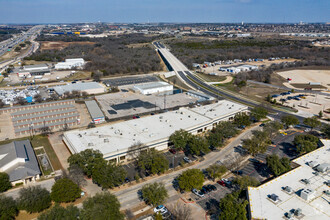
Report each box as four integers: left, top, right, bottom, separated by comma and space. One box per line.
53, 82, 105, 96
0, 140, 41, 185
85, 100, 105, 124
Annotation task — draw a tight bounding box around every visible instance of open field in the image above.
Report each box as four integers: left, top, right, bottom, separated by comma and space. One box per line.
277, 69, 330, 90
40, 41, 95, 51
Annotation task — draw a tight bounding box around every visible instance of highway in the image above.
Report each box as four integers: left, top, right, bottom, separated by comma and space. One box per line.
153, 42, 312, 124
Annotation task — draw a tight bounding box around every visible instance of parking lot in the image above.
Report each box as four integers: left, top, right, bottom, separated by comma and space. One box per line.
95, 89, 199, 120
239, 129, 304, 182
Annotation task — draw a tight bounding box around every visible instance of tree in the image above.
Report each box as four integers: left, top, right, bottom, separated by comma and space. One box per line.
80, 192, 124, 220
264, 121, 283, 139
51, 178, 81, 203
38, 204, 80, 220
242, 130, 270, 156
127, 141, 145, 160
169, 129, 192, 151
233, 112, 251, 128
0, 196, 18, 220
16, 96, 27, 105
67, 149, 104, 177
39, 126, 51, 135
18, 186, 51, 213
321, 124, 330, 139
137, 148, 169, 175
0, 172, 11, 192
219, 193, 248, 220
318, 111, 323, 118
303, 117, 321, 130
141, 182, 168, 206
178, 169, 204, 191
281, 115, 299, 128
186, 136, 209, 156
92, 161, 127, 189
233, 176, 259, 191
68, 164, 87, 187
266, 155, 291, 176
167, 203, 192, 220
206, 164, 227, 181
0, 99, 5, 108
34, 94, 43, 103
250, 106, 268, 121
294, 134, 319, 155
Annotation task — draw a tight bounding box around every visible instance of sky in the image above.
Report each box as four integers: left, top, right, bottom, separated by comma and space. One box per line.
0, 0, 329, 24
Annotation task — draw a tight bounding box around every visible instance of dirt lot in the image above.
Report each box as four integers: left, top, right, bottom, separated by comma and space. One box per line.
40, 41, 95, 51
277, 69, 330, 90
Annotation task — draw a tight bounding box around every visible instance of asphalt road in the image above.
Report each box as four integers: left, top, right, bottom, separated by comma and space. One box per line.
111, 124, 261, 210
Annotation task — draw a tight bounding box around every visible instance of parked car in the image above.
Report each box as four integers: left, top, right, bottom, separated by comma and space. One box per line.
217, 180, 226, 186
192, 188, 205, 197
154, 205, 168, 214
183, 157, 192, 163
169, 149, 176, 154
202, 185, 211, 193
208, 184, 217, 191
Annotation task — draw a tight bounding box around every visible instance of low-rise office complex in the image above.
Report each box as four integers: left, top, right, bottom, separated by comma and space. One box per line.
0, 140, 41, 185
63, 100, 248, 162
248, 139, 330, 220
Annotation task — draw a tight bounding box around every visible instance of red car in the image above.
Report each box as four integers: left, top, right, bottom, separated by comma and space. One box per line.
169, 149, 176, 154
217, 180, 226, 187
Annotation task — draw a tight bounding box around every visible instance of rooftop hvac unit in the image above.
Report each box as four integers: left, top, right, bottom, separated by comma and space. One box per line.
99, 134, 104, 138
300, 188, 314, 201
78, 134, 82, 137
104, 138, 109, 143
88, 143, 94, 147
284, 186, 293, 193
294, 208, 302, 216
143, 128, 149, 132
270, 194, 279, 202
159, 116, 163, 119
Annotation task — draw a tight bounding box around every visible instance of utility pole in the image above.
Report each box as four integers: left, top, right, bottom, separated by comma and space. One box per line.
164, 93, 166, 110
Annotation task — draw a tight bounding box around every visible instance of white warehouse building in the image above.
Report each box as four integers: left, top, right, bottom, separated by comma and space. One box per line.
132, 82, 173, 95
63, 100, 248, 163
55, 58, 85, 70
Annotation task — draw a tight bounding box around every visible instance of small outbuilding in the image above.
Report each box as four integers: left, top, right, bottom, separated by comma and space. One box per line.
85, 100, 105, 124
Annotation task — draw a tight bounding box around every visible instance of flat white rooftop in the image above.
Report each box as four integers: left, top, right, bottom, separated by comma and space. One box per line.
64, 100, 247, 157
248, 139, 330, 220
133, 81, 172, 90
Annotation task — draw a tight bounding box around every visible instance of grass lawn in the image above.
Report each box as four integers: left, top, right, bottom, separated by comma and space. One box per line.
195, 73, 227, 82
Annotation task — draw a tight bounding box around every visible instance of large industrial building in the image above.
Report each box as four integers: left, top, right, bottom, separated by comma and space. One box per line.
85, 100, 105, 124
53, 82, 105, 96
63, 100, 248, 163
132, 82, 173, 95
55, 58, 85, 70
0, 140, 41, 185
248, 139, 330, 220
16, 64, 51, 77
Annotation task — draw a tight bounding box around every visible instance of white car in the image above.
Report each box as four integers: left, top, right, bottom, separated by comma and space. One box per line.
153, 205, 168, 214
192, 188, 205, 198
183, 157, 192, 163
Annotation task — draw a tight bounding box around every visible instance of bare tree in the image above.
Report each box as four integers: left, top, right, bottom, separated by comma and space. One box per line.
34, 94, 43, 103
167, 203, 192, 220
126, 141, 145, 161
68, 164, 87, 187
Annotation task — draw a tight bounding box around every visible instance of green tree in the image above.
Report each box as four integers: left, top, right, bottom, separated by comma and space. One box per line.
67, 149, 104, 177
321, 124, 330, 139
242, 130, 271, 156
264, 121, 283, 139
294, 134, 319, 155
178, 169, 204, 191
266, 154, 291, 176
207, 130, 225, 148
206, 164, 227, 181
187, 136, 209, 156
233, 176, 259, 191
169, 129, 192, 151
51, 178, 81, 203
137, 148, 169, 175
92, 161, 127, 189
0, 195, 18, 220
281, 115, 299, 128
0, 172, 11, 192
233, 112, 251, 128
303, 117, 321, 130
38, 204, 80, 220
81, 192, 124, 220
141, 182, 168, 206
18, 186, 51, 213
219, 193, 248, 220
207, 121, 239, 148
318, 111, 323, 118
250, 106, 268, 121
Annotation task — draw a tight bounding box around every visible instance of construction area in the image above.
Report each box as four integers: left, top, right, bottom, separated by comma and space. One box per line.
277, 69, 330, 90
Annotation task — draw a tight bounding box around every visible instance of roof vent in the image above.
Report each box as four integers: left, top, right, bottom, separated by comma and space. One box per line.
78, 134, 82, 137
270, 194, 279, 203
294, 208, 302, 216
88, 143, 94, 147
99, 134, 104, 138
104, 138, 109, 143
143, 128, 149, 132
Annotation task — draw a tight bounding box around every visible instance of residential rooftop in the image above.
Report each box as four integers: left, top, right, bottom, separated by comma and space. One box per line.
248, 139, 330, 220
